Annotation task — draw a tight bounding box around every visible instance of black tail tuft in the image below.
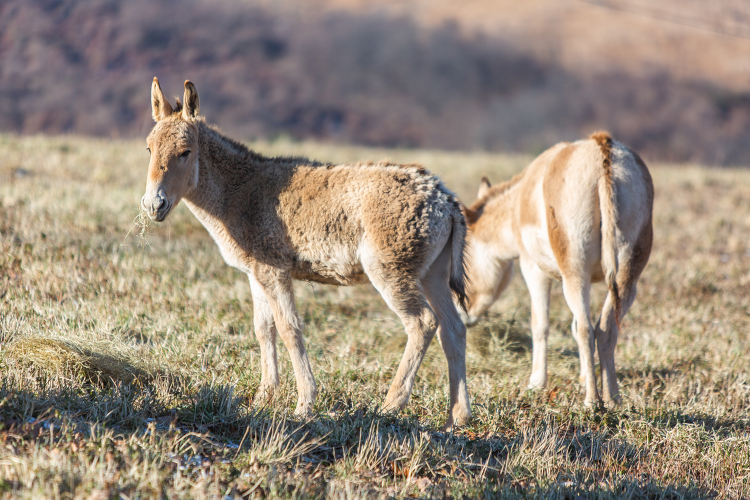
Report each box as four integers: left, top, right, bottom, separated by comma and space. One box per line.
451, 275, 469, 313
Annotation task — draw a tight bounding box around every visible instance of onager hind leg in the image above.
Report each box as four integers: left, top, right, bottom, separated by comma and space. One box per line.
364, 263, 438, 417
561, 276, 600, 407
421, 241, 471, 428
251, 268, 317, 417
519, 257, 552, 391
595, 289, 622, 407
595, 229, 652, 407
249, 275, 280, 403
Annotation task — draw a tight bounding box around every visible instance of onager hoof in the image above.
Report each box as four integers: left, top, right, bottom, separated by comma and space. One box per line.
440, 420, 455, 432
441, 415, 471, 432
449, 408, 472, 429
293, 401, 314, 419
527, 373, 547, 391
603, 394, 622, 409
381, 393, 409, 414
252, 384, 278, 407
582, 398, 604, 411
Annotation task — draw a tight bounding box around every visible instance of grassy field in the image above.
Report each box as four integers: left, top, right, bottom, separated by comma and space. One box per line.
0, 133, 748, 499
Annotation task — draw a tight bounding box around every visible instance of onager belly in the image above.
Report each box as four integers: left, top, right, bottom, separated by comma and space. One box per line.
520, 226, 562, 280
291, 259, 368, 286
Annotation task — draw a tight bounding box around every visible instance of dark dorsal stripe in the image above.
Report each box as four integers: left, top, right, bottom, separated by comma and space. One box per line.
590, 131, 613, 182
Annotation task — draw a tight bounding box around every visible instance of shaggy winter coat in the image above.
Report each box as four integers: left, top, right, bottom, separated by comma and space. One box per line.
141, 79, 471, 427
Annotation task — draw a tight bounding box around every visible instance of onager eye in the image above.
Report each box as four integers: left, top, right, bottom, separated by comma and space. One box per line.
180, 150, 191, 160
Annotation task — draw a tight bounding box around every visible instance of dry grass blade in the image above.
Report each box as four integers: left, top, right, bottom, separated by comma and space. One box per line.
353, 422, 396, 473
239, 416, 327, 467
122, 207, 156, 248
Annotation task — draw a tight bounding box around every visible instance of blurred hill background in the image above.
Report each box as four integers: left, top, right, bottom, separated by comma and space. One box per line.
1, 0, 750, 164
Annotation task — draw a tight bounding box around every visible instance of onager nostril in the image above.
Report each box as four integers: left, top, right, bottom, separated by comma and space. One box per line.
152, 197, 166, 212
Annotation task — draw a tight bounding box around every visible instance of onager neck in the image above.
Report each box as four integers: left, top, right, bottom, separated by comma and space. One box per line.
183, 121, 259, 217
466, 171, 526, 259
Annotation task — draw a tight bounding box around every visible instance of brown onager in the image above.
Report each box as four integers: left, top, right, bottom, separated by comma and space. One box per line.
141, 78, 471, 427
461, 133, 653, 407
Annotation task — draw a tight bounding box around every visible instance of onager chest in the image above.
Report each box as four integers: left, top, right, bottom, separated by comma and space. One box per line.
185, 202, 254, 273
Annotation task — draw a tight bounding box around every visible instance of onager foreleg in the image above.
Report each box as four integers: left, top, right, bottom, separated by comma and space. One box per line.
252, 268, 317, 416
249, 275, 280, 402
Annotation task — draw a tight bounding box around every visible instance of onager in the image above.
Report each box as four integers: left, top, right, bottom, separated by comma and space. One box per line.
141, 78, 471, 427
461, 133, 653, 407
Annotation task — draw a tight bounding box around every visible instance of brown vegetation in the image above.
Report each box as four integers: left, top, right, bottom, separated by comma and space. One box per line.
2, 0, 750, 164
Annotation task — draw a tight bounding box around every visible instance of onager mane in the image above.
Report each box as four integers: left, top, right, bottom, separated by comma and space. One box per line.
347, 160, 427, 174
464, 170, 527, 226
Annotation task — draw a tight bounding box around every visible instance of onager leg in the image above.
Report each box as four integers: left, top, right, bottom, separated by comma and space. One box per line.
595, 289, 621, 407
596, 229, 651, 407
561, 276, 600, 406
519, 257, 552, 390
421, 242, 471, 428
365, 263, 438, 416
249, 275, 280, 403
253, 269, 317, 416
596, 275, 642, 407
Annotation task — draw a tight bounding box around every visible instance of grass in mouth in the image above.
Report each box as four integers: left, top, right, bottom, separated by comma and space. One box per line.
122, 207, 158, 248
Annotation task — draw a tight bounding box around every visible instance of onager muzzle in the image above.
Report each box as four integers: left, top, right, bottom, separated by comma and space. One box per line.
141, 189, 169, 221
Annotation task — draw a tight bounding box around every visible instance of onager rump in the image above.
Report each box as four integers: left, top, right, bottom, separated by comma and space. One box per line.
462, 132, 653, 407
141, 78, 471, 427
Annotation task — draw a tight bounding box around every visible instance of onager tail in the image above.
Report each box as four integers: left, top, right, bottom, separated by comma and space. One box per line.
449, 203, 469, 312
592, 131, 622, 327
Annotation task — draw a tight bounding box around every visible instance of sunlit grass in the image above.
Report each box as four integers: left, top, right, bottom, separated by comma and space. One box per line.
0, 134, 747, 498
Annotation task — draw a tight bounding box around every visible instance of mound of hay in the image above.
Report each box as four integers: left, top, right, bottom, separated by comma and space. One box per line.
3, 336, 157, 386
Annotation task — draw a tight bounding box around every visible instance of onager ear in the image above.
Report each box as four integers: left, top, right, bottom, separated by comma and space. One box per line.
463, 206, 479, 226
151, 77, 173, 122
182, 80, 200, 120
477, 176, 492, 199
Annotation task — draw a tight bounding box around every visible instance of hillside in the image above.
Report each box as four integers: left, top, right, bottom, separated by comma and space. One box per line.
1, 0, 750, 163
288, 0, 750, 90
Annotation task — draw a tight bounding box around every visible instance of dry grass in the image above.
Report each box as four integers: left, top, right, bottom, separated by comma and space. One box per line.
3, 336, 156, 386
0, 133, 748, 498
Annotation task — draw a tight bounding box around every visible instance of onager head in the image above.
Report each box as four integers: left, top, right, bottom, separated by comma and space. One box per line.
460, 177, 514, 327
141, 78, 201, 222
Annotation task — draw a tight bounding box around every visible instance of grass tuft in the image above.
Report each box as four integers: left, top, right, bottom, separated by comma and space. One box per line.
3, 336, 157, 386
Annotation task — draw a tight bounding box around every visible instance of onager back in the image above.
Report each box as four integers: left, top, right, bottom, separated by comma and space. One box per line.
141, 78, 471, 428
462, 133, 653, 407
